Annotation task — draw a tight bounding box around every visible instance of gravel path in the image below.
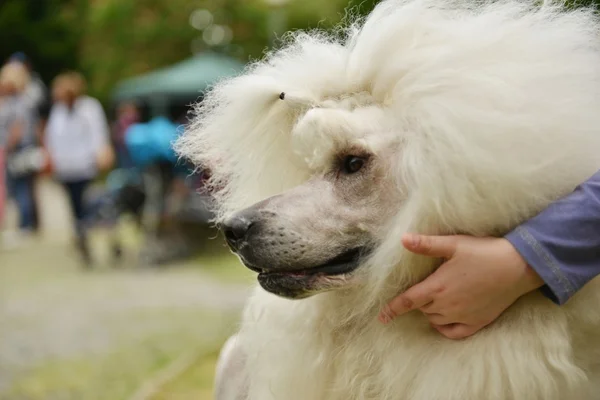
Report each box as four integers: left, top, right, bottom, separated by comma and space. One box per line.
0, 180, 250, 399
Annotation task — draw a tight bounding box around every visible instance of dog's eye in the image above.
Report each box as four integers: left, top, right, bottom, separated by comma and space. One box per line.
342, 155, 365, 174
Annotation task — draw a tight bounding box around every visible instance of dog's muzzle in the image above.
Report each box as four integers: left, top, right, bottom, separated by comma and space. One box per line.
221, 209, 370, 299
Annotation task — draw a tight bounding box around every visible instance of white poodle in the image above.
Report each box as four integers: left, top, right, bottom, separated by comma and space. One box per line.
176, 0, 600, 398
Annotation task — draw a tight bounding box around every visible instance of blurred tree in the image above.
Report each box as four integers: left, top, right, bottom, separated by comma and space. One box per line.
78, 0, 384, 102
4, 0, 599, 104
566, 0, 600, 8
80, 0, 195, 102
0, 0, 81, 84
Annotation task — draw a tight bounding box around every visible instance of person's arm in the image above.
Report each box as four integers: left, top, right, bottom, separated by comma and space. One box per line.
5, 119, 24, 153
85, 98, 110, 149
505, 170, 600, 305
5, 100, 27, 152
86, 98, 114, 171
36, 118, 46, 146
379, 171, 600, 339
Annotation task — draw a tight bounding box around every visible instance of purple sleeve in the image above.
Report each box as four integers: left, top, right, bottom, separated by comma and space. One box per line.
505, 170, 600, 305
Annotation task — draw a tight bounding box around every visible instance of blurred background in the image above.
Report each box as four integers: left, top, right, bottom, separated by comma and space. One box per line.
0, 0, 597, 399
0, 1, 380, 399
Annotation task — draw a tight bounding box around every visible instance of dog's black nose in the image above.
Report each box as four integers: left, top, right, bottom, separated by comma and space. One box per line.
222, 215, 254, 250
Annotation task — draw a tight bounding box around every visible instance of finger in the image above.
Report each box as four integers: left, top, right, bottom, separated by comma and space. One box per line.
402, 234, 458, 259
379, 283, 435, 324
431, 323, 481, 340
423, 312, 455, 326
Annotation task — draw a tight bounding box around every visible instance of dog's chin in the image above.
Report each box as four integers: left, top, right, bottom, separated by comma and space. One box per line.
245, 248, 366, 300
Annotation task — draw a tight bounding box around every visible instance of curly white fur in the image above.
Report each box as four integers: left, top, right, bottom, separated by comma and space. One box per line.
176, 0, 600, 399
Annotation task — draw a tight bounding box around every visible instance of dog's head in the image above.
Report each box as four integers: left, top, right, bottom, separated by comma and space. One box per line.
221, 104, 405, 298
177, 0, 600, 301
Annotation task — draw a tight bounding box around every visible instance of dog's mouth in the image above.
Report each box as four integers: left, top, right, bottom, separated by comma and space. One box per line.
244, 247, 368, 299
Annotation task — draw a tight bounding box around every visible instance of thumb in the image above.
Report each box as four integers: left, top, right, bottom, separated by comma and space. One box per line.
379, 280, 435, 324
402, 233, 458, 258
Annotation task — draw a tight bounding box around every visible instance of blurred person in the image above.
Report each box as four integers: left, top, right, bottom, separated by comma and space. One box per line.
7, 52, 49, 233
0, 144, 4, 232
112, 101, 140, 168
8, 52, 48, 113
0, 80, 8, 235
0, 62, 38, 243
45, 72, 114, 266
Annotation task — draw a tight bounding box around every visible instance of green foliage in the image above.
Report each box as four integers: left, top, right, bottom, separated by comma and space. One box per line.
81, 0, 195, 101
0, 0, 381, 103
0, 0, 80, 84
79, 0, 355, 101
565, 0, 600, 8
3, 0, 600, 104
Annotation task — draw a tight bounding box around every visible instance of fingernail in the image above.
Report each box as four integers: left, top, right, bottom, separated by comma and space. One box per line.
378, 312, 390, 324
379, 306, 395, 324
405, 233, 418, 248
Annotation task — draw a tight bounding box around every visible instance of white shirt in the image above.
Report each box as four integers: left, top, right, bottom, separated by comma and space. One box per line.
22, 75, 46, 111
45, 96, 110, 181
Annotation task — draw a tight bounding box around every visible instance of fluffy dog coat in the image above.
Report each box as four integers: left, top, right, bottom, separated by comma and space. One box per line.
177, 1, 600, 399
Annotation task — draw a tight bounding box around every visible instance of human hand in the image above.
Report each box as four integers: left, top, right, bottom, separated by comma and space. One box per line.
378, 234, 544, 339
96, 145, 115, 172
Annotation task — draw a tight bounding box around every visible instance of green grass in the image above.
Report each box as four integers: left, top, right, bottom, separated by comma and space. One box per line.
3, 310, 240, 400
193, 248, 254, 284
151, 350, 221, 400
1, 222, 251, 400
150, 246, 254, 400
5, 345, 169, 400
